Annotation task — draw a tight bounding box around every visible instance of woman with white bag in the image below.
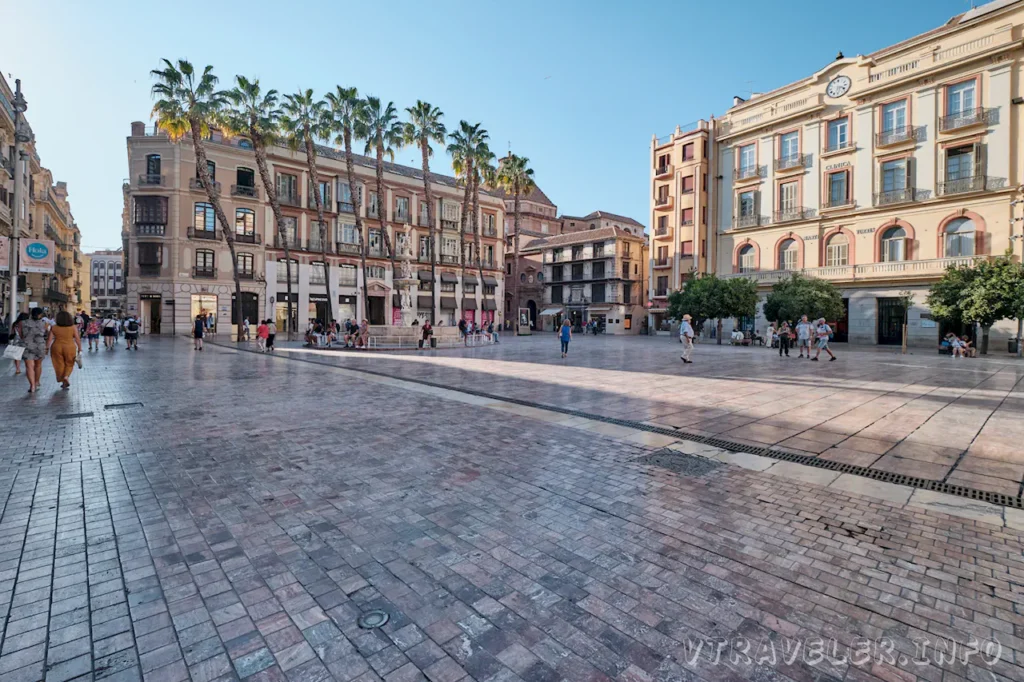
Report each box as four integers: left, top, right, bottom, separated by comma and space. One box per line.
4, 312, 29, 375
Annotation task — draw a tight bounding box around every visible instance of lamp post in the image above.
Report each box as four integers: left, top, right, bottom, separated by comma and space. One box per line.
6, 80, 29, 328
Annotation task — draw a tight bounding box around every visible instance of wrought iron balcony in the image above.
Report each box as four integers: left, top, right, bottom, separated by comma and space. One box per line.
187, 226, 219, 240
274, 234, 299, 249
395, 212, 410, 224
875, 125, 921, 147
824, 140, 852, 154
134, 224, 166, 236
44, 288, 69, 303
231, 184, 259, 199
937, 174, 1007, 196
873, 187, 919, 206
441, 219, 458, 231
733, 165, 766, 182
234, 232, 262, 244
138, 264, 161, 277
306, 239, 335, 254
655, 164, 672, 177
939, 107, 997, 133
417, 253, 432, 263
54, 262, 70, 277
238, 270, 256, 280
189, 177, 221, 193
772, 207, 816, 223
278, 193, 301, 207
440, 254, 460, 265
654, 226, 671, 237
338, 201, 355, 214
138, 174, 164, 186
774, 154, 809, 172
653, 257, 670, 267
336, 242, 362, 256
418, 216, 432, 227
734, 214, 769, 229
192, 266, 217, 279
479, 259, 496, 269
681, 218, 694, 226
822, 195, 854, 210
307, 195, 333, 210
483, 225, 497, 237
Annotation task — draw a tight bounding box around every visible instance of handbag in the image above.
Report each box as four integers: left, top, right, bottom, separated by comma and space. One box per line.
75, 352, 83, 369
3, 344, 25, 361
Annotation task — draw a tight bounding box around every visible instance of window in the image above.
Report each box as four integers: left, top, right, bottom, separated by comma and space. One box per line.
657, 215, 668, 230
592, 261, 605, 279
681, 208, 694, 225
280, 216, 297, 246
138, 243, 161, 265
881, 100, 906, 132
134, 196, 168, 224
738, 191, 756, 218
310, 261, 326, 284
395, 197, 409, 220
778, 239, 798, 270
738, 245, 755, 273
369, 192, 379, 217
681, 175, 694, 193
276, 173, 297, 201
945, 146, 974, 181
572, 246, 584, 260
340, 223, 358, 244
195, 249, 215, 270
235, 208, 255, 236
656, 276, 668, 295
198, 160, 216, 181
551, 286, 563, 304
881, 159, 908, 192
825, 233, 849, 266
552, 265, 563, 282
778, 182, 798, 212
656, 185, 669, 202
623, 284, 632, 305
442, 237, 458, 256
238, 253, 254, 274
593, 242, 605, 257
827, 118, 848, 152
236, 167, 255, 188
418, 235, 430, 259
238, 139, 253, 149
369, 229, 383, 255
442, 201, 458, 222
682, 143, 694, 160
552, 247, 563, 262
680, 240, 693, 257
484, 244, 494, 264
827, 171, 849, 206
537, 272, 543, 282
779, 131, 799, 162
944, 218, 975, 257
441, 280, 456, 293
278, 258, 298, 282
571, 264, 584, 280
738, 144, 756, 176
592, 283, 606, 303
881, 226, 906, 262
316, 180, 331, 205
193, 202, 215, 232
145, 154, 161, 177
656, 246, 668, 262
367, 265, 386, 280
339, 264, 357, 286
946, 80, 975, 116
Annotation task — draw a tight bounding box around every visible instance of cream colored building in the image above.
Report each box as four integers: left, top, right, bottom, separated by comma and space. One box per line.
709, 0, 1023, 346
124, 121, 506, 336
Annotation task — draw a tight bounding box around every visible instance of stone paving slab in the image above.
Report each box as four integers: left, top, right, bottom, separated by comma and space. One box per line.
0, 339, 1023, 682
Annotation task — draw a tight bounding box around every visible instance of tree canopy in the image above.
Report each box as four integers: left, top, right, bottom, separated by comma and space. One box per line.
762, 274, 844, 324
928, 255, 1024, 328
666, 274, 757, 331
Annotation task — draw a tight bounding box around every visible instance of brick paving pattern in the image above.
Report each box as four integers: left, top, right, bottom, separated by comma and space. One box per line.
0, 337, 1022, 682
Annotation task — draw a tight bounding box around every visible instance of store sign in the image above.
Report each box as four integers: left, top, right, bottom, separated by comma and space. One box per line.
0, 236, 8, 271
20, 240, 55, 273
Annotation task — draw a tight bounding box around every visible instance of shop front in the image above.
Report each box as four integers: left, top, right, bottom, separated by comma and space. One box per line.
191, 294, 218, 334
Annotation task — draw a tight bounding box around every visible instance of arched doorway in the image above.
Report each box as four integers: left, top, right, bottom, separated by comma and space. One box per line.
527, 300, 537, 329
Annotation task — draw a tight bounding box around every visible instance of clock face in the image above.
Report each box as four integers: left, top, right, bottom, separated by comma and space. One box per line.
826, 75, 852, 99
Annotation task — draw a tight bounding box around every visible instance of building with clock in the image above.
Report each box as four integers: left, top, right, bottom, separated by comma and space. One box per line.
653, 0, 1023, 346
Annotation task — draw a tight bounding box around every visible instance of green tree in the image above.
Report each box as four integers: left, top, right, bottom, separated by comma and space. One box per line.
448, 122, 487, 289
220, 76, 294, 338
495, 154, 535, 327
356, 97, 404, 270
666, 273, 725, 338
763, 274, 844, 327
151, 59, 246, 340
928, 255, 1024, 354
403, 101, 446, 324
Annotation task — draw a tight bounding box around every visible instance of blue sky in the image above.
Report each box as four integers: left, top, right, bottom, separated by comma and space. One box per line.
7, 0, 973, 250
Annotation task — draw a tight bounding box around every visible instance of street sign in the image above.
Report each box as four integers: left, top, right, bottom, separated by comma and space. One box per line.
19, 239, 55, 273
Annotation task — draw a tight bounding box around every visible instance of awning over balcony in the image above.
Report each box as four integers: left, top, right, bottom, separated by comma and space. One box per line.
482, 276, 498, 286
440, 272, 458, 283
462, 298, 477, 310
482, 299, 497, 311
440, 296, 457, 309
463, 273, 479, 285
417, 295, 433, 308
417, 271, 433, 282
539, 307, 563, 316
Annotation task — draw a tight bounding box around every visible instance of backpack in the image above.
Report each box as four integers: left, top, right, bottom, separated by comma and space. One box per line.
127, 319, 139, 333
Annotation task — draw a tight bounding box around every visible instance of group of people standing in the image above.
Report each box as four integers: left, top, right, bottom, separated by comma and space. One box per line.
768, 316, 837, 361
457, 318, 499, 345
7, 308, 82, 392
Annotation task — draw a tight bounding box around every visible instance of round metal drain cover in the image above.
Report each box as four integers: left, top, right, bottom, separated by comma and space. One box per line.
358, 610, 389, 629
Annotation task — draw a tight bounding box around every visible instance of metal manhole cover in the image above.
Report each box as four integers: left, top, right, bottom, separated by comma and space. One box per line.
358, 610, 389, 629
633, 449, 723, 477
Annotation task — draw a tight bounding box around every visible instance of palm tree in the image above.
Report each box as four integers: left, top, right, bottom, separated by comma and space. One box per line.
356, 97, 403, 272
472, 142, 496, 308
282, 90, 335, 323
150, 59, 245, 340
404, 101, 446, 325
496, 153, 535, 332
448, 122, 485, 301
325, 86, 370, 322
220, 76, 295, 339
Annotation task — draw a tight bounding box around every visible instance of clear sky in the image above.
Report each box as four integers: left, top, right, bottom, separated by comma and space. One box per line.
6, 0, 974, 251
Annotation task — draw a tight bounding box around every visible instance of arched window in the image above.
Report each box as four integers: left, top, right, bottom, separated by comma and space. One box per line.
881, 226, 906, 262
537, 272, 544, 282
738, 245, 755, 273
235, 208, 255, 236
520, 273, 526, 282
944, 218, 975, 257
825, 233, 849, 267
778, 239, 798, 270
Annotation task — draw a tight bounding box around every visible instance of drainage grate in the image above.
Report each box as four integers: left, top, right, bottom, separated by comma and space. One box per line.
56, 412, 93, 420
104, 402, 143, 410
218, 341, 1024, 510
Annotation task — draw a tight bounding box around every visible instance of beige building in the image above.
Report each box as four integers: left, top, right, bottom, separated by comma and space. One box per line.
124, 121, 506, 336
88, 249, 124, 316
707, 0, 1024, 346
648, 121, 714, 332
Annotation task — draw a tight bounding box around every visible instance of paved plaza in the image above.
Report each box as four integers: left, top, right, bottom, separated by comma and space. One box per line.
0, 337, 1023, 682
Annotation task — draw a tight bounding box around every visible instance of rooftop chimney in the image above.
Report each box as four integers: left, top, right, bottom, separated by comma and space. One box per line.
732, 95, 745, 106
131, 121, 145, 136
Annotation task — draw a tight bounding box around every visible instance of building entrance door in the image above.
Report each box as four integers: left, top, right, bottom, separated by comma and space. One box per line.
148, 300, 161, 334
877, 297, 905, 345
368, 296, 386, 325
833, 298, 849, 343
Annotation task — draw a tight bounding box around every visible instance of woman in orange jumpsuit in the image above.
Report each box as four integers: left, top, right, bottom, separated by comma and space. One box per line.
47, 310, 82, 389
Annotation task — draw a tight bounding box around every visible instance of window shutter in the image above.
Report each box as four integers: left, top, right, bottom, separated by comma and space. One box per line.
905, 158, 913, 193
973, 142, 986, 179
754, 191, 761, 221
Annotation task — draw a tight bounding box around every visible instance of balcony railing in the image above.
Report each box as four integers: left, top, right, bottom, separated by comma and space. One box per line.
138, 174, 164, 186
937, 175, 1006, 196
653, 257, 670, 267
441, 219, 458, 231
735, 214, 769, 229
875, 125, 921, 147
274, 235, 299, 249
655, 164, 672, 177
654, 226, 671, 237
135, 224, 166, 236
308, 196, 333, 210
395, 212, 410, 224
54, 263, 70, 276
306, 239, 335, 254
733, 165, 766, 182
721, 255, 986, 286
139, 264, 161, 277
440, 254, 460, 265
192, 266, 217, 279
774, 154, 809, 172
234, 232, 262, 244
231, 184, 259, 199
44, 289, 69, 303
822, 196, 854, 210
655, 196, 670, 206
187, 227, 219, 240
824, 140, 852, 154
336, 242, 362, 256
338, 201, 355, 214
483, 225, 497, 237
939, 107, 997, 133
479, 259, 496, 269
279, 193, 301, 207
773, 207, 816, 223
418, 253, 432, 263
873, 188, 919, 206
681, 218, 694, 226
238, 270, 256, 280
189, 177, 221, 193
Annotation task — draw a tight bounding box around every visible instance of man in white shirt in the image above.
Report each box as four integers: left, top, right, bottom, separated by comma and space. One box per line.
679, 314, 695, 364
812, 318, 837, 362
795, 315, 813, 358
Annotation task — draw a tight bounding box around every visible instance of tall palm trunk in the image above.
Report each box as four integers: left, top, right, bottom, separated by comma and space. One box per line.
472, 174, 485, 315
253, 136, 293, 339
458, 161, 473, 314
189, 116, 242, 340
419, 141, 437, 324
342, 129, 370, 321
512, 184, 522, 331
373, 148, 395, 262
303, 134, 334, 324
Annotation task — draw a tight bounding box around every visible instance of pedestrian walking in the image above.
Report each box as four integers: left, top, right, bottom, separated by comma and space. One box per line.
679, 314, 695, 364
242, 317, 250, 342
101, 316, 117, 349
124, 316, 140, 350
85, 318, 101, 351
19, 308, 48, 393
458, 318, 468, 346
193, 314, 205, 351
8, 312, 28, 375
559, 318, 572, 358
266, 319, 277, 352
48, 311, 82, 389
795, 315, 813, 358
778, 322, 792, 357
256, 319, 269, 352
812, 318, 836, 361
